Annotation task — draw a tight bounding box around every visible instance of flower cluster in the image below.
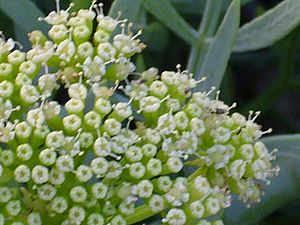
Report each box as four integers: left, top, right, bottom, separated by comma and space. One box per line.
0, 1, 279, 225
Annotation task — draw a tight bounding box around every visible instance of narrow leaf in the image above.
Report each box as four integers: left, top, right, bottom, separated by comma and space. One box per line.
109, 0, 142, 23
234, 0, 300, 52
195, 0, 240, 91
0, 0, 48, 34
171, 0, 252, 15
142, 0, 197, 45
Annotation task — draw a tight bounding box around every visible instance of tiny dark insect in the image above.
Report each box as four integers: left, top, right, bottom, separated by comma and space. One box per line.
215, 108, 227, 114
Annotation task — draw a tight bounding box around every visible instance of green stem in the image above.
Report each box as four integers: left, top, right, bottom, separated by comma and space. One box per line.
187, 0, 224, 77
125, 204, 159, 224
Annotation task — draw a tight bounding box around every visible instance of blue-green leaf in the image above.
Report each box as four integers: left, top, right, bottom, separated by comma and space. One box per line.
234, 0, 300, 52
171, 0, 252, 15
109, 0, 142, 23
142, 0, 197, 45
0, 0, 48, 34
195, 0, 240, 91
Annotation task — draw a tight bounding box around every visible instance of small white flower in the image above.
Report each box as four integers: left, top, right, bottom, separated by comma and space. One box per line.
27, 108, 45, 128
27, 212, 42, 225
6, 200, 21, 216
189, 200, 205, 218
32, 165, 49, 184
56, 39, 76, 62
56, 155, 74, 172
92, 182, 108, 199
49, 196, 68, 214
14, 164, 31, 183
68, 206, 86, 223
37, 184, 57, 201
148, 194, 165, 213
0, 80, 13, 98
135, 180, 153, 198
16, 144, 33, 161
87, 213, 104, 225
0, 187, 12, 203
163, 208, 186, 225
90, 157, 108, 176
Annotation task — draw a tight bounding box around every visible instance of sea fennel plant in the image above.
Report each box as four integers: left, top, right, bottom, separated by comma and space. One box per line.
0, 1, 279, 225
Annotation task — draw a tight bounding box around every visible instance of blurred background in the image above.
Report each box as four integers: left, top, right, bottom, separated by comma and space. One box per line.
0, 0, 299, 224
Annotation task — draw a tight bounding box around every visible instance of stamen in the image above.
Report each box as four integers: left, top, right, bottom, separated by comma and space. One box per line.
194, 76, 207, 84
176, 64, 181, 73
251, 111, 261, 122
261, 128, 273, 135
93, 4, 101, 16
66, 3, 75, 12
116, 11, 122, 20
120, 22, 126, 34
248, 110, 254, 120
229, 102, 237, 110
55, 0, 60, 13
131, 30, 142, 40
111, 80, 120, 92
75, 128, 83, 141
160, 95, 170, 103
215, 90, 220, 101
128, 22, 133, 35
127, 98, 134, 106
205, 86, 216, 96
126, 116, 134, 129
89, 0, 97, 11
98, 3, 104, 16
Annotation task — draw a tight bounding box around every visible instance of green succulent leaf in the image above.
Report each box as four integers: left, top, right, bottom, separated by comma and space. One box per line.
0, 0, 48, 34
234, 0, 300, 52
142, 0, 197, 45
195, 0, 240, 91
224, 134, 300, 225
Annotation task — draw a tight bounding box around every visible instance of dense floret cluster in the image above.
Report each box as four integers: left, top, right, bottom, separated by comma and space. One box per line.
0, 1, 279, 225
